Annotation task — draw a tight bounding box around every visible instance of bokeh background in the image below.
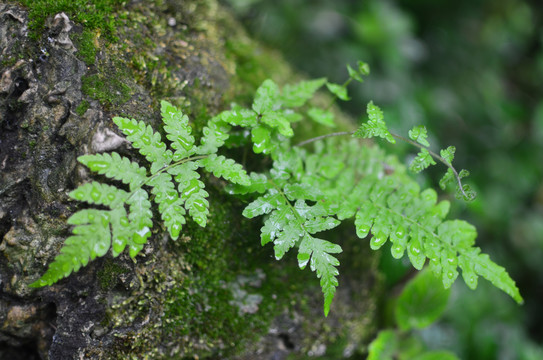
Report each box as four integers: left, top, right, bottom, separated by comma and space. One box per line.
224, 0, 543, 358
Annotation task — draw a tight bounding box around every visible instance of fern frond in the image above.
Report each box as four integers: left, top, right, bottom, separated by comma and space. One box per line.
354, 101, 395, 144
30, 210, 111, 287
198, 154, 250, 186
252, 79, 280, 114
69, 181, 128, 207
197, 117, 232, 155
148, 173, 186, 240
78, 153, 147, 190
168, 162, 209, 227
280, 78, 327, 108
298, 235, 342, 317
161, 100, 196, 160
113, 117, 173, 173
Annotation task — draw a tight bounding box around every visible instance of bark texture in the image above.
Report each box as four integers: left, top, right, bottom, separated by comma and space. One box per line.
0, 1, 379, 359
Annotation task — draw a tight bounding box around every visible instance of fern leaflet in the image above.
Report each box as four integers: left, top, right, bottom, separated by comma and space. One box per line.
31, 100, 249, 287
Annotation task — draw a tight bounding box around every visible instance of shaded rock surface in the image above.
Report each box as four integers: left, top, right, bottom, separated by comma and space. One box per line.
0, 1, 379, 359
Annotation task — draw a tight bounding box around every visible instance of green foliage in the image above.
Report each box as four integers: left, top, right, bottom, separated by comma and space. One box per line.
395, 269, 450, 331
30, 101, 249, 287
354, 101, 396, 143
32, 70, 521, 320
368, 270, 459, 360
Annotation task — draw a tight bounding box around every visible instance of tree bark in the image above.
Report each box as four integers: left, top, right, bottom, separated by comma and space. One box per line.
0, 1, 378, 359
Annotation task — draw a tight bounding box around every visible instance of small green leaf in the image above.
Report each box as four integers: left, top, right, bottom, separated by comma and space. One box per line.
253, 79, 280, 114
325, 82, 350, 101
408, 125, 430, 147
226, 172, 271, 195
307, 107, 335, 127
113, 117, 173, 174
161, 100, 196, 160
395, 268, 450, 331
260, 111, 293, 137
197, 118, 231, 155
78, 152, 147, 191
367, 330, 398, 360
354, 101, 395, 144
243, 190, 283, 218
251, 125, 274, 154
69, 182, 128, 208
281, 78, 327, 107
357, 60, 370, 75
347, 64, 363, 82
199, 154, 250, 186
298, 235, 342, 316
440, 146, 456, 164
219, 107, 258, 127
439, 168, 455, 190
409, 148, 436, 173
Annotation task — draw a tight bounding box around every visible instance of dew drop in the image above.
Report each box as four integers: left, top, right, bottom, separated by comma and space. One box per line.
370, 233, 387, 250
120, 216, 130, 227
90, 187, 101, 201
141, 135, 151, 145
183, 179, 200, 198
395, 225, 405, 238
192, 199, 206, 212
391, 244, 404, 259
73, 191, 85, 200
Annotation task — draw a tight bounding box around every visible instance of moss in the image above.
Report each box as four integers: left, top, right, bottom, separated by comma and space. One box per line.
14, 0, 124, 41
75, 100, 90, 116
81, 72, 132, 108
97, 259, 130, 291
72, 29, 98, 65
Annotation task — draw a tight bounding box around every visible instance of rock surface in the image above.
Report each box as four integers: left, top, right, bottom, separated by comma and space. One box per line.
0, 1, 379, 359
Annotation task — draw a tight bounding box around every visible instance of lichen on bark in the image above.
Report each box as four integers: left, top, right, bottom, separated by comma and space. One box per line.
0, 1, 380, 359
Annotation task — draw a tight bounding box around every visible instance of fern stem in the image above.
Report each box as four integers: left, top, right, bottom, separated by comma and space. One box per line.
296, 131, 354, 147
126, 155, 209, 203
389, 133, 471, 200
296, 129, 471, 200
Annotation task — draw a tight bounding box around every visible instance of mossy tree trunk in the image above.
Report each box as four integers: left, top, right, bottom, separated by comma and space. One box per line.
0, 1, 379, 359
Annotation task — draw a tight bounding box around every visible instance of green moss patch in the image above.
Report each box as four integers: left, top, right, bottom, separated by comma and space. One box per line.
16, 0, 124, 41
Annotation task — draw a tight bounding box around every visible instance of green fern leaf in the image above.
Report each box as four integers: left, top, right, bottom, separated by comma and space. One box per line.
410, 148, 437, 173
125, 188, 153, 245
29, 210, 111, 287
347, 64, 363, 82
148, 173, 186, 240
440, 146, 456, 164
77, 153, 147, 190
113, 117, 173, 173
69, 181, 128, 208
161, 100, 196, 160
280, 78, 327, 107
354, 101, 396, 144
219, 106, 258, 127
250, 125, 275, 154
408, 125, 430, 147
168, 162, 209, 227
325, 82, 350, 101
197, 117, 232, 155
307, 107, 335, 127
226, 172, 271, 195
253, 79, 280, 114
298, 235, 342, 317
198, 154, 250, 186
260, 111, 293, 137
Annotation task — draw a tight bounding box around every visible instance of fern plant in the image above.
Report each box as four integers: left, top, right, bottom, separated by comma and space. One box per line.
30, 101, 249, 287
31, 61, 522, 319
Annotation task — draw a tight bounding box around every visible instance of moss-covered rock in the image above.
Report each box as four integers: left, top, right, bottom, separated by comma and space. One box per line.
0, 1, 380, 358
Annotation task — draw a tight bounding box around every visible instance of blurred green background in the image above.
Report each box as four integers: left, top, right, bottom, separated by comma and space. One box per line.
225, 0, 543, 358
